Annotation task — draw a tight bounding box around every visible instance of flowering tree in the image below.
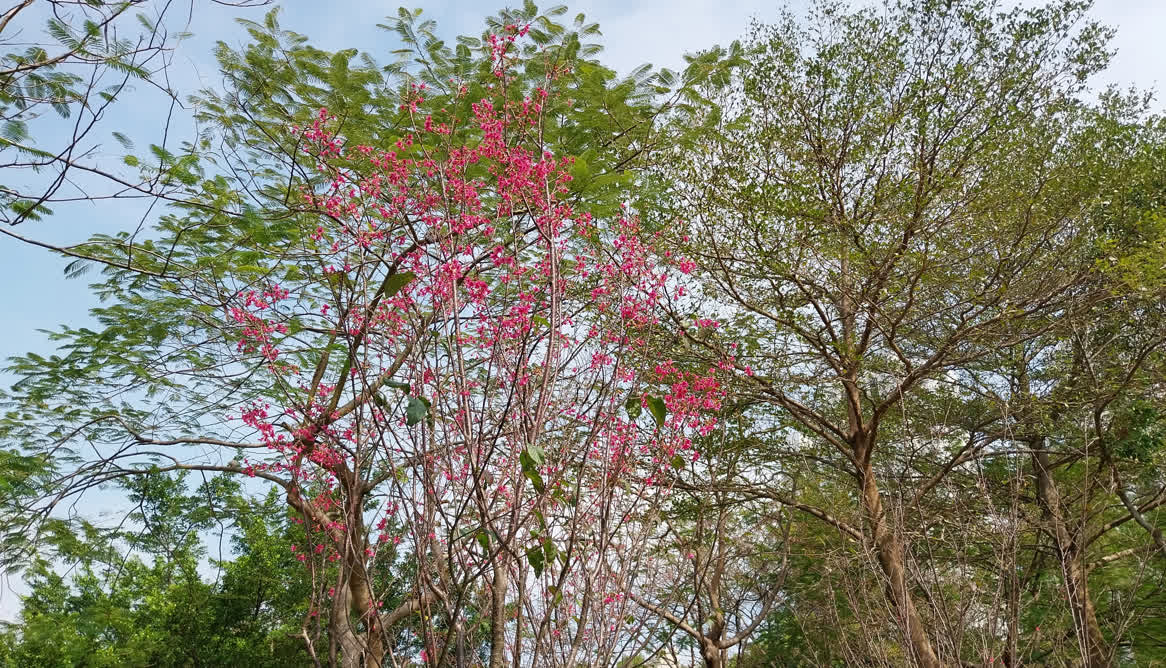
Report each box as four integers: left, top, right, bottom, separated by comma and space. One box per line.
247, 72, 720, 665
2, 8, 726, 667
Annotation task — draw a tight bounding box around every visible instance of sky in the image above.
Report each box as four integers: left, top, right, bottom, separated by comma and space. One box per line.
1, 0, 1164, 618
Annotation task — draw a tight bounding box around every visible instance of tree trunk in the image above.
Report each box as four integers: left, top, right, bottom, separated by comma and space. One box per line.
859, 455, 944, 668
700, 638, 724, 668
331, 560, 383, 668
489, 554, 509, 668
331, 576, 364, 668
1032, 443, 1110, 668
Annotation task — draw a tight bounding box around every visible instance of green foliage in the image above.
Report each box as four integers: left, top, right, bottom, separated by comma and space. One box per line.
0, 486, 313, 668
404, 395, 430, 427
646, 395, 667, 427
1110, 400, 1166, 463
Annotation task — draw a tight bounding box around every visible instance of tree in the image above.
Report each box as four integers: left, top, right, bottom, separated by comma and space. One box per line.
1, 481, 318, 667
2, 5, 722, 666
8, 1, 1166, 666
959, 100, 1166, 665
655, 0, 1166, 665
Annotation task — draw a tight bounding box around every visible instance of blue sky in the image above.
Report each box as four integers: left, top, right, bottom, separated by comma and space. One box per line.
1, 0, 1164, 617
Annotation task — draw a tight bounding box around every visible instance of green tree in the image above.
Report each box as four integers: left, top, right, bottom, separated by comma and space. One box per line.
1, 480, 319, 667
656, 0, 1166, 665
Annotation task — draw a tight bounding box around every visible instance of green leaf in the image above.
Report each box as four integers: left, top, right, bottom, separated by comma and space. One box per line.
519, 450, 545, 493
543, 537, 558, 566
382, 271, 416, 298
647, 396, 667, 427
526, 543, 545, 577
383, 380, 410, 391
625, 395, 642, 420
405, 396, 430, 426
671, 454, 685, 469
